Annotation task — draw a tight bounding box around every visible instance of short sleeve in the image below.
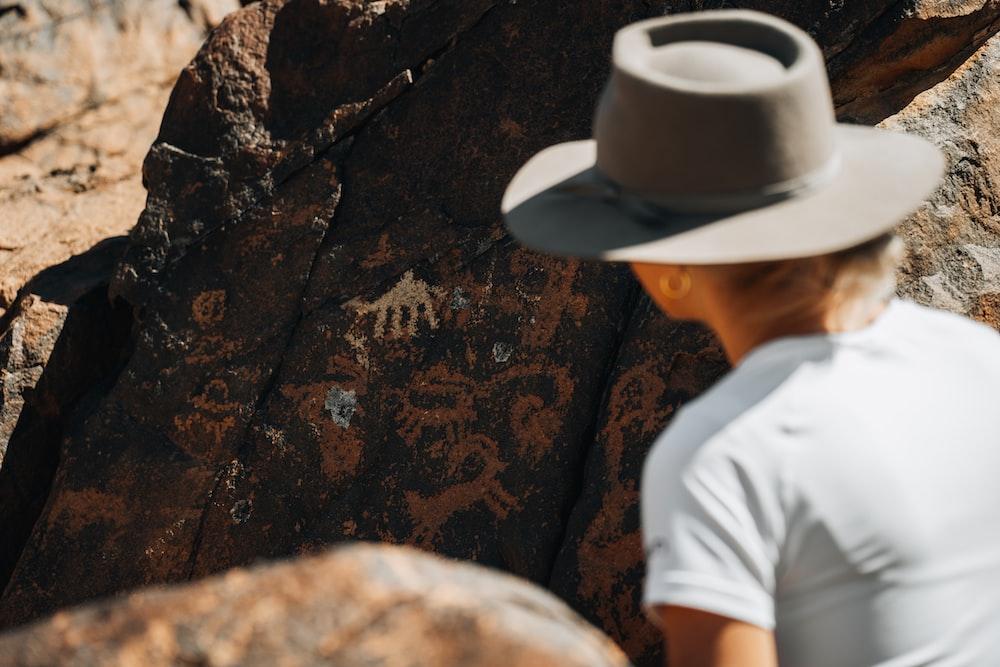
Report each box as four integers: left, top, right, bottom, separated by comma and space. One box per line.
640, 412, 786, 630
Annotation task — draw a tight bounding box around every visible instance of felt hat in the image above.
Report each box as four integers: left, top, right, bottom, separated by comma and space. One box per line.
500, 10, 945, 264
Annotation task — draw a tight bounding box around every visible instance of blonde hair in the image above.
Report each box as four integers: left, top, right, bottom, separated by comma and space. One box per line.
705, 232, 904, 331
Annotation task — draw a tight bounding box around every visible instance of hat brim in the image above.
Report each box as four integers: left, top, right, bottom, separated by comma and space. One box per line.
501, 125, 945, 264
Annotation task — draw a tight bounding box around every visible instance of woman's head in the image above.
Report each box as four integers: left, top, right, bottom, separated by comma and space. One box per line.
630, 232, 904, 335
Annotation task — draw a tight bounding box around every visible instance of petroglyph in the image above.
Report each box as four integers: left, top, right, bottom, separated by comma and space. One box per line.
345, 270, 447, 339
341, 270, 448, 368
191, 290, 226, 327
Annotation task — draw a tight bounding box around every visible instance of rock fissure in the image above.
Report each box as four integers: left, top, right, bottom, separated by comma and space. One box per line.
185, 168, 349, 574
832, 1, 1000, 121
544, 279, 646, 586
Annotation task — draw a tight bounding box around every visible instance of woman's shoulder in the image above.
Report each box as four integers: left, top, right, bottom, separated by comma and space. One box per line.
643, 389, 788, 486
877, 298, 1000, 373
893, 298, 1000, 343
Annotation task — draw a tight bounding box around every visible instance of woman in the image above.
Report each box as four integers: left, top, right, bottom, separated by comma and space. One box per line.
502, 9, 1000, 667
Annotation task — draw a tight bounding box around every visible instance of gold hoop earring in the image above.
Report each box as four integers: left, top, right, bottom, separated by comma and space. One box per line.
658, 272, 692, 300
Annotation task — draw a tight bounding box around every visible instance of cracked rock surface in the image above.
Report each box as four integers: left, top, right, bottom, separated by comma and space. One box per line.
0, 542, 631, 667
0, 0, 239, 629
1, 1, 1000, 665
0, 0, 241, 445
886, 31, 1000, 325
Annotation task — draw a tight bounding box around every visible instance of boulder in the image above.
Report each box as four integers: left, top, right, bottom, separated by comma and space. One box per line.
0, 543, 631, 667
0, 0, 235, 152
885, 32, 1000, 325
0, 0, 241, 447
0, 0, 238, 618
2, 1, 1000, 666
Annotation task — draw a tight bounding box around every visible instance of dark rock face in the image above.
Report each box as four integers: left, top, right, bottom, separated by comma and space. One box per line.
883, 31, 1000, 326
0, 543, 631, 667
2, 1, 1000, 665
0, 238, 134, 598
549, 307, 728, 662
0, 0, 241, 531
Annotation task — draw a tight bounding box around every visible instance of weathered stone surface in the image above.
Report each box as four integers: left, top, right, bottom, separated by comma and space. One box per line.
832, 0, 1000, 122
0, 543, 631, 667
0, 0, 235, 151
3, 1, 1000, 666
0, 85, 164, 315
0, 236, 133, 598
548, 307, 729, 664
884, 31, 1000, 326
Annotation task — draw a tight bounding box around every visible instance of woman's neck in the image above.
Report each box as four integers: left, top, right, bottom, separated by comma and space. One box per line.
708, 296, 890, 366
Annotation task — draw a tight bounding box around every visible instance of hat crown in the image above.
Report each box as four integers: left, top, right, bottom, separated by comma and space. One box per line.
593, 10, 837, 203
647, 42, 785, 86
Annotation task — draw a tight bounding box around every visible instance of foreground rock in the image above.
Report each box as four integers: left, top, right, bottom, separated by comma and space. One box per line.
2, 1, 1000, 666
0, 543, 630, 667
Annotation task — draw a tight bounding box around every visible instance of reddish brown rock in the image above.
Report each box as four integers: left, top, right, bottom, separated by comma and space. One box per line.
0, 237, 133, 603
0, 0, 237, 152
0, 543, 631, 667
0, 0, 239, 604
2, 2, 1000, 666
883, 31, 1000, 326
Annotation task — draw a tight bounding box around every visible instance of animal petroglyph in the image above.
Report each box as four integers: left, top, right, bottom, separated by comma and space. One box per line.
346, 270, 447, 339
342, 270, 448, 367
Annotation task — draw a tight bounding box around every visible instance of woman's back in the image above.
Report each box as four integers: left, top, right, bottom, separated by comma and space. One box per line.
641, 298, 1000, 666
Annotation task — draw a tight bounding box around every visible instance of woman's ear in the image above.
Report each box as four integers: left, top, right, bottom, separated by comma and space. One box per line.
629, 261, 703, 321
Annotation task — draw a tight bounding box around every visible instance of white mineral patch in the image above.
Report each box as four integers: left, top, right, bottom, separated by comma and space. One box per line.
451, 286, 471, 310
325, 386, 357, 429
962, 244, 1000, 288
921, 272, 966, 313
492, 341, 513, 363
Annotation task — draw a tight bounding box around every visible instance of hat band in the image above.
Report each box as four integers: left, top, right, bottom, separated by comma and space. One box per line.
588, 152, 842, 217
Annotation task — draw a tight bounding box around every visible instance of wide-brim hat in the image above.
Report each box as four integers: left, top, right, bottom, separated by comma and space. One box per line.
501, 10, 945, 265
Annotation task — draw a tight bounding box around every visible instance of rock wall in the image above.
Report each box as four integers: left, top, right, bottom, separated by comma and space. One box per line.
0, 543, 631, 667
1, 1, 999, 665
886, 32, 1000, 325
0, 0, 240, 612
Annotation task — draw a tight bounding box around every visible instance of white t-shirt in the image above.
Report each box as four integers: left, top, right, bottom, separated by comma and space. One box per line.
641, 298, 1000, 666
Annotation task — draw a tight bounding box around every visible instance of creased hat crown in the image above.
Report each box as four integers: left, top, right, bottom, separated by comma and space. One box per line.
593, 11, 837, 204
